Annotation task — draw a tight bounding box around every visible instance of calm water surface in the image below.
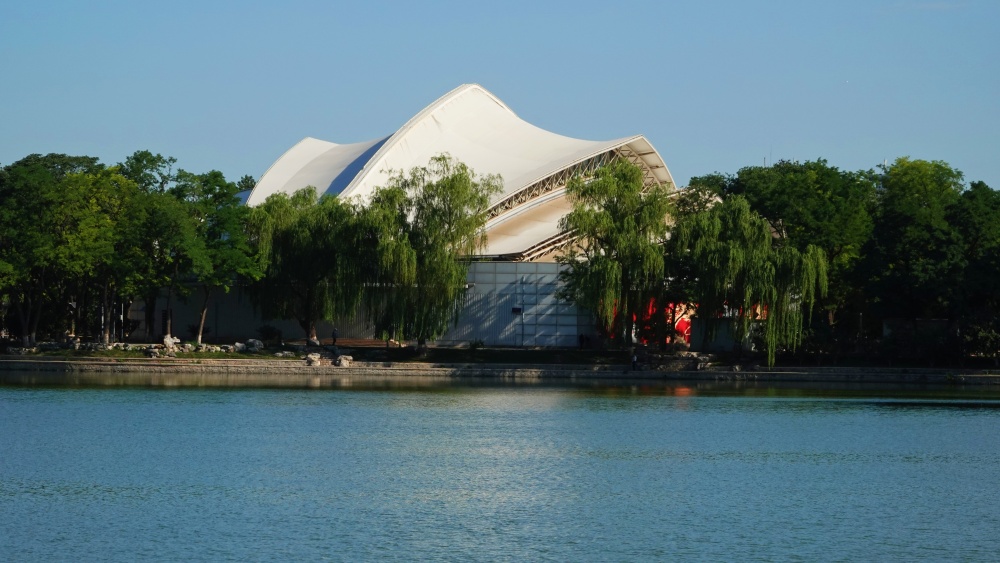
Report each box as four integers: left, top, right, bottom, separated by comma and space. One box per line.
2, 380, 999, 561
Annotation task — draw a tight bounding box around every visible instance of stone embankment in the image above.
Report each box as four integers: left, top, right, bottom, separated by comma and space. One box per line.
1, 355, 999, 388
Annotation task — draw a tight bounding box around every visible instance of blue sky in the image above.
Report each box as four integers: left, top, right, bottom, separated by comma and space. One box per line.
2, 0, 997, 188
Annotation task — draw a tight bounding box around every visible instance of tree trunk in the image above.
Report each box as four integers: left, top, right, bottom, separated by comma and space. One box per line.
669, 303, 678, 345
14, 290, 43, 347
100, 284, 113, 346
300, 319, 318, 341
163, 285, 174, 339
298, 286, 320, 341
164, 262, 181, 339
196, 286, 211, 345
68, 295, 77, 338
14, 279, 33, 346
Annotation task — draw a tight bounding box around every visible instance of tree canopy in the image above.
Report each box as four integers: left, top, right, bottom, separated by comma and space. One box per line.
949, 181, 1000, 360
0, 151, 259, 346
173, 169, 261, 344
668, 195, 828, 365
245, 154, 499, 345
0, 154, 106, 344
2, 146, 998, 367
694, 160, 876, 336
361, 155, 500, 346
557, 159, 673, 344
246, 188, 361, 341
863, 157, 966, 320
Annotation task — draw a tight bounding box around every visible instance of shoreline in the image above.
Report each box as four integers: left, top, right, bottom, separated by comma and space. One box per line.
2, 356, 1000, 389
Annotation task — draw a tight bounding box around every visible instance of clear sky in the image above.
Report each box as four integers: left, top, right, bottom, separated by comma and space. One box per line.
2, 0, 997, 188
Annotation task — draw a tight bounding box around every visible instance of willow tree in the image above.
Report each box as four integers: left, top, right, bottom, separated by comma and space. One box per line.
370, 155, 501, 347
556, 159, 674, 345
715, 160, 876, 337
247, 188, 362, 341
668, 196, 827, 365
355, 185, 416, 344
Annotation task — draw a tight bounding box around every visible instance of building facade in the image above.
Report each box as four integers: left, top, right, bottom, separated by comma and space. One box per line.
145, 84, 675, 346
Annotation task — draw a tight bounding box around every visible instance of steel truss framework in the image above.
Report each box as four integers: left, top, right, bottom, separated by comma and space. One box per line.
488, 147, 670, 261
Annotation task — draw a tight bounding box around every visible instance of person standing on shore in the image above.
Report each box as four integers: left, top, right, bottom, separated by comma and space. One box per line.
331, 328, 338, 346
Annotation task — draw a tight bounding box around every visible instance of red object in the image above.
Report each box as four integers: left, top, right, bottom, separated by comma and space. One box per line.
675, 318, 691, 344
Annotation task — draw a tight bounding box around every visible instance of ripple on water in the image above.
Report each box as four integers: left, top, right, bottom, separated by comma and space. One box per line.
1, 386, 999, 561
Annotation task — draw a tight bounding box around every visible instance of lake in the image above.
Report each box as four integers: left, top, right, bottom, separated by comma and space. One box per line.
2, 379, 999, 561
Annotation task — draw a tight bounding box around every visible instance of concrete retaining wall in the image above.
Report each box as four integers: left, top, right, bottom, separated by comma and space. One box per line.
2, 358, 999, 388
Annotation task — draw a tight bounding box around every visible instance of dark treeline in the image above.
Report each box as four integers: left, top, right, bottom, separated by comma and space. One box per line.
672, 157, 999, 365
2, 150, 997, 365
0, 151, 258, 347
0, 152, 498, 348
558, 157, 999, 366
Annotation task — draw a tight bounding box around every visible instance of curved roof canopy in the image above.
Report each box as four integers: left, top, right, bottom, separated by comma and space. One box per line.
246, 84, 675, 260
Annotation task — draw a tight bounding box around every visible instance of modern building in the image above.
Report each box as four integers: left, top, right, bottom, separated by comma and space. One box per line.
244, 84, 674, 262
156, 84, 675, 346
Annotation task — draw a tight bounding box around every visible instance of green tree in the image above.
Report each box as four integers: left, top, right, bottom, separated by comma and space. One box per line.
236, 175, 257, 194
676, 173, 725, 216
118, 150, 182, 339
658, 174, 729, 347
716, 160, 876, 338
247, 188, 361, 341
375, 155, 500, 347
64, 167, 147, 345
120, 150, 177, 193
668, 196, 827, 365
355, 185, 416, 344
142, 189, 209, 340
0, 154, 101, 345
173, 170, 261, 344
864, 157, 965, 322
557, 159, 673, 345
948, 181, 1000, 362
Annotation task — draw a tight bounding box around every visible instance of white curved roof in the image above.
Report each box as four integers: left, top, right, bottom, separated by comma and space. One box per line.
247, 84, 675, 259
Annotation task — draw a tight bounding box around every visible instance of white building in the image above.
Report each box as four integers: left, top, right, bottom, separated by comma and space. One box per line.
156, 84, 675, 346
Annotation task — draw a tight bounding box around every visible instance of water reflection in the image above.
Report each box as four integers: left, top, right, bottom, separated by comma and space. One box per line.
5, 369, 1000, 401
